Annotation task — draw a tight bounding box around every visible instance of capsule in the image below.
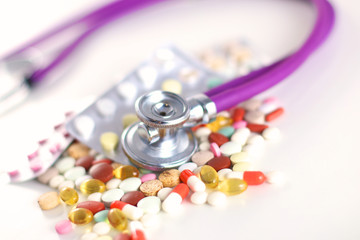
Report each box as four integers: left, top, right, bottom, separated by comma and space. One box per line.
162, 183, 189, 213
129, 221, 146, 240
227, 171, 266, 185
108, 208, 128, 231
200, 165, 219, 188
68, 208, 93, 225
218, 178, 247, 196
59, 187, 79, 205
113, 165, 139, 180
110, 200, 144, 220
180, 169, 206, 192
80, 179, 106, 194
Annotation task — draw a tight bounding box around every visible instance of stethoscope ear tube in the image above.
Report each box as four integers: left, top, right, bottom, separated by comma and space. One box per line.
206, 0, 335, 112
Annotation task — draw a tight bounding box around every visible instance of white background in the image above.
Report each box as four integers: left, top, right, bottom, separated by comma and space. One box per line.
0, 0, 360, 239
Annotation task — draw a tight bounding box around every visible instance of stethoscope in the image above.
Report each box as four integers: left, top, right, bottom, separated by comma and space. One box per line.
0, 0, 335, 170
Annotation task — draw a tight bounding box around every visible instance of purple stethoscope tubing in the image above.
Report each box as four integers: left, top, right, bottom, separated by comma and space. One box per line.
2, 0, 335, 112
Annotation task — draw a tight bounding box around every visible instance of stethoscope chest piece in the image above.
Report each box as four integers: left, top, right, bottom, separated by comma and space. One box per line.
122, 91, 199, 171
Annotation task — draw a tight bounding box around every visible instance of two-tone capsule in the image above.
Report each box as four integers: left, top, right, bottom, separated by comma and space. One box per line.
180, 169, 206, 192
110, 200, 144, 220
162, 183, 189, 213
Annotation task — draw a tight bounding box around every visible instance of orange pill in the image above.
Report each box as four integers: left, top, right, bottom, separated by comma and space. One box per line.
265, 107, 284, 122
246, 123, 269, 133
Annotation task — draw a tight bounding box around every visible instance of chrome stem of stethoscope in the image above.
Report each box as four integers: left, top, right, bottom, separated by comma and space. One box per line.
121, 90, 216, 171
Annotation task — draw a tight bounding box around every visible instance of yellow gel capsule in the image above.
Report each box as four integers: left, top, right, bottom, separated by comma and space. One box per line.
107, 208, 128, 231
218, 178, 247, 196
122, 114, 139, 129
161, 79, 182, 95
200, 165, 219, 188
113, 165, 139, 180
100, 132, 119, 152
80, 179, 106, 194
68, 208, 93, 225
59, 187, 79, 205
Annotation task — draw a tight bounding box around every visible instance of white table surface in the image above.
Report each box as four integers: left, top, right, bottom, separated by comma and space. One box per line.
0, 0, 359, 239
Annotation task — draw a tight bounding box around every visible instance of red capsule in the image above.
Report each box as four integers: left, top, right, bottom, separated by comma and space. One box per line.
233, 107, 245, 122
75, 156, 94, 171
77, 201, 105, 214
265, 107, 284, 122
208, 132, 229, 147
246, 123, 269, 133
243, 171, 266, 185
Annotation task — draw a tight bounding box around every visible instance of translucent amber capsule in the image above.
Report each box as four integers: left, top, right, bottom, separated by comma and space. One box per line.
113, 165, 139, 180
68, 208, 93, 225
80, 179, 106, 194
218, 178, 247, 196
200, 165, 219, 188
107, 208, 128, 231
59, 187, 79, 205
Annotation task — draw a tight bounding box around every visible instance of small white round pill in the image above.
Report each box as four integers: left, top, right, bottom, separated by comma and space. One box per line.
88, 192, 102, 202
49, 175, 65, 188
190, 191, 208, 205
266, 171, 286, 185
105, 178, 121, 189
195, 127, 212, 138
220, 141, 242, 156
74, 115, 95, 139
207, 191, 227, 207
75, 175, 92, 189
96, 98, 116, 117
178, 162, 197, 173
101, 189, 124, 207
231, 128, 251, 145
55, 157, 75, 173
262, 127, 281, 141
58, 180, 75, 190
218, 168, 233, 181
119, 177, 142, 193
92, 222, 110, 235
64, 166, 86, 181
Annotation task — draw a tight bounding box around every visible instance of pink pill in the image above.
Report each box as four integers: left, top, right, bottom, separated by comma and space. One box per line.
210, 142, 221, 157
263, 97, 279, 104
50, 143, 61, 154
55, 219, 73, 235
141, 173, 156, 183
30, 160, 42, 172
233, 120, 247, 129
27, 151, 38, 161
8, 170, 19, 177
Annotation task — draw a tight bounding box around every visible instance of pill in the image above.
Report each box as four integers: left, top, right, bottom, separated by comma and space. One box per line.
247, 134, 265, 146
122, 114, 139, 129
49, 175, 65, 188
92, 158, 113, 166
94, 210, 109, 222
106, 178, 121, 189
217, 111, 231, 118
58, 180, 75, 190
59, 187, 79, 205
74, 115, 95, 139
137, 196, 161, 214
139, 180, 163, 197
114, 233, 131, 240
244, 110, 265, 124
195, 127, 212, 138
230, 152, 250, 164
37, 167, 59, 184
161, 79, 182, 95
199, 141, 210, 151
88, 192, 103, 202
242, 144, 263, 157
218, 126, 235, 138
233, 120, 247, 129
225, 171, 244, 179
117, 82, 138, 101
120, 177, 142, 193
111, 200, 144, 220
218, 178, 248, 195
80, 179, 106, 194
242, 98, 261, 111
162, 183, 189, 213
266, 171, 286, 185
56, 157, 76, 173
207, 156, 232, 171
200, 165, 219, 188
259, 102, 279, 114
140, 173, 156, 183
262, 127, 281, 140
265, 107, 284, 122
100, 132, 119, 152
89, 163, 114, 183
217, 168, 233, 181
68, 208, 93, 225
190, 191, 208, 205
64, 166, 86, 181
77, 201, 106, 214
207, 191, 227, 207
141, 213, 160, 228
81, 232, 98, 240
113, 165, 140, 180
208, 132, 229, 147
246, 123, 269, 133
231, 127, 251, 145
207, 77, 223, 89
96, 98, 116, 117
93, 222, 111, 235
158, 169, 180, 188
75, 156, 95, 171
210, 142, 221, 157
55, 219, 73, 235
38, 191, 60, 210
129, 221, 146, 240
67, 143, 91, 159
101, 189, 125, 207
108, 208, 128, 231
75, 175, 93, 189
232, 107, 245, 122
30, 160, 42, 172
178, 162, 197, 173
137, 65, 158, 89
191, 151, 214, 166
121, 191, 145, 206
157, 187, 173, 201
232, 161, 254, 172
219, 141, 242, 156
180, 169, 206, 192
